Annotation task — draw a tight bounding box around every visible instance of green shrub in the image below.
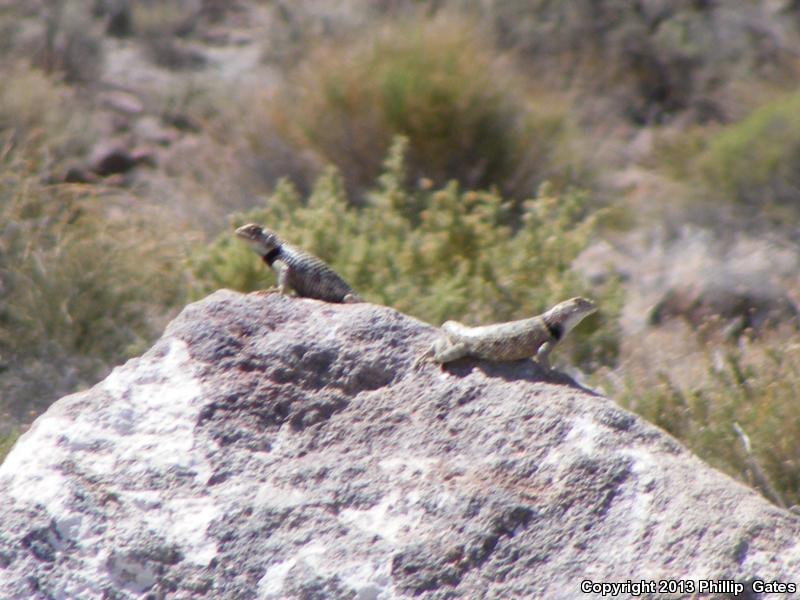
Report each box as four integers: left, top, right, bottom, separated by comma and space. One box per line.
697, 91, 800, 215
606, 330, 800, 508
192, 137, 620, 370
255, 16, 587, 200
0, 428, 20, 465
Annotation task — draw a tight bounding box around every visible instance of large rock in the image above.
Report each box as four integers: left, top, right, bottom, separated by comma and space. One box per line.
1, 291, 799, 599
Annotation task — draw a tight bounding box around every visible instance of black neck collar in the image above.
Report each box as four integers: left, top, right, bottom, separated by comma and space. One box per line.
263, 247, 282, 266
545, 320, 563, 341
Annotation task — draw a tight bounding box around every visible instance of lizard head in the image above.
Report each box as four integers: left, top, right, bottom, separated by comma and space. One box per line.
235, 223, 281, 256
545, 297, 597, 338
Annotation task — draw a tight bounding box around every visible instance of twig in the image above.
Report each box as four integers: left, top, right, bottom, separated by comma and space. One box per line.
732, 422, 786, 508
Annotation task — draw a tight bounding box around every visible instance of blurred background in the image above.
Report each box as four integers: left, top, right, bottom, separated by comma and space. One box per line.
2, 0, 800, 507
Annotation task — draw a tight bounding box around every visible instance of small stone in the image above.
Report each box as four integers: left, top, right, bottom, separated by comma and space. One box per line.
90, 141, 137, 176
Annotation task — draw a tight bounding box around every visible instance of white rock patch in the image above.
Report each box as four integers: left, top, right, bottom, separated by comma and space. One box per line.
0, 339, 219, 593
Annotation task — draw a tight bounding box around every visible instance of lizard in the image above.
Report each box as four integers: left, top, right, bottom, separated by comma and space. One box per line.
235, 223, 362, 303
418, 297, 596, 369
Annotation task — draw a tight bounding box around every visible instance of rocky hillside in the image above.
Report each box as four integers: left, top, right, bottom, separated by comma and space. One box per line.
1, 292, 798, 598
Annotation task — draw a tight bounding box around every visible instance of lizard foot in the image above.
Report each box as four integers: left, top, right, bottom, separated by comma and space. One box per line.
253, 286, 281, 296
343, 293, 364, 304
412, 346, 435, 370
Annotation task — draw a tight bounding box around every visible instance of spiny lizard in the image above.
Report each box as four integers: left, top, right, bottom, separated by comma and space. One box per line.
235, 223, 362, 303
420, 297, 596, 368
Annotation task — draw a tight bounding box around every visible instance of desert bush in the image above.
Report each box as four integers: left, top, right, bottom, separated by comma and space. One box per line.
260, 1, 436, 67
132, 0, 197, 37
651, 91, 800, 225
695, 91, 800, 216
132, 0, 206, 70
192, 138, 620, 370
0, 5, 24, 57
0, 146, 188, 424
605, 325, 800, 508
254, 16, 586, 200
31, 0, 104, 84
0, 65, 97, 173
468, 0, 796, 125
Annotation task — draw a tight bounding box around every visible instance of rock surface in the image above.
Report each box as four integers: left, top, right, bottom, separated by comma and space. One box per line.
1, 291, 799, 599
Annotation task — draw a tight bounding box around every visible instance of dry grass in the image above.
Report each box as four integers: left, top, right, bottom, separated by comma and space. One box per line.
0, 69, 189, 425
0, 64, 97, 165
601, 321, 800, 508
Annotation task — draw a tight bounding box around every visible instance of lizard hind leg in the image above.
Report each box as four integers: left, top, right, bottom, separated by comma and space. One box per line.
343, 292, 363, 303
412, 335, 449, 369
441, 320, 469, 336
431, 339, 470, 364
413, 337, 455, 369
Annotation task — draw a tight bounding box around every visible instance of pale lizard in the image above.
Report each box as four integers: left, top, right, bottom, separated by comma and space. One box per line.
419, 297, 596, 368
235, 223, 362, 303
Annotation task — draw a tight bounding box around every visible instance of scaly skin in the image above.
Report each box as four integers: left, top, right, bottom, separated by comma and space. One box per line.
425, 297, 596, 369
235, 223, 362, 303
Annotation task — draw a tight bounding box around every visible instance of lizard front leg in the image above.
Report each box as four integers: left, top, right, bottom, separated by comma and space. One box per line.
536, 340, 555, 369
254, 260, 292, 296
274, 260, 295, 296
